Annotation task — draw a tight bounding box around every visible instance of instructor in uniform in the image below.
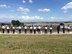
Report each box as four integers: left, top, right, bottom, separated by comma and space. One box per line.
62, 25, 65, 33
57, 25, 60, 34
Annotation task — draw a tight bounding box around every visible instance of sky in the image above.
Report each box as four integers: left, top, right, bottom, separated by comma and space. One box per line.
0, 0, 72, 22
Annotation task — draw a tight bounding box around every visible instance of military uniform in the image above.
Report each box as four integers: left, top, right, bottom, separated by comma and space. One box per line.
38, 26, 41, 34
67, 26, 70, 33
30, 26, 33, 33
57, 25, 60, 34
2, 26, 5, 33
44, 26, 48, 34
50, 27, 53, 34
62, 25, 65, 33
12, 26, 15, 34
18, 26, 21, 33
7, 26, 10, 33
24, 26, 27, 34
34, 26, 37, 34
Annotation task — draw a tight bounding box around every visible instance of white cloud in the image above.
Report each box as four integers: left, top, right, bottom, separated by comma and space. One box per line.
17, 7, 30, 14
61, 2, 72, 13
0, 14, 72, 22
0, 15, 8, 18
22, 0, 33, 4
21, 16, 44, 20
29, 0, 33, 3
0, 14, 44, 21
0, 4, 10, 8
63, 11, 68, 13
38, 8, 50, 12
47, 16, 72, 22
0, 14, 16, 22
9, 9, 15, 12
11, 15, 72, 22
22, 0, 26, 3
0, 15, 15, 19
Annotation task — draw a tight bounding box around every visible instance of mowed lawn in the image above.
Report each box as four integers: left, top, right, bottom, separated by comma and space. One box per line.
0, 34, 72, 54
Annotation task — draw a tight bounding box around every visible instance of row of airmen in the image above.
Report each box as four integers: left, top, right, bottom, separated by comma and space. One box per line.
1, 25, 71, 34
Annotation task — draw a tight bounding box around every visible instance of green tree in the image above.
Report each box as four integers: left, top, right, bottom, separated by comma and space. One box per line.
11, 20, 21, 26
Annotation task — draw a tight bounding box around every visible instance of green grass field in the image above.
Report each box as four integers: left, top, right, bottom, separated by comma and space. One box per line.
0, 34, 72, 54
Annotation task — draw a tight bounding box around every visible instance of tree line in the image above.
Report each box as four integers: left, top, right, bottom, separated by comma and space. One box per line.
11, 20, 24, 26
